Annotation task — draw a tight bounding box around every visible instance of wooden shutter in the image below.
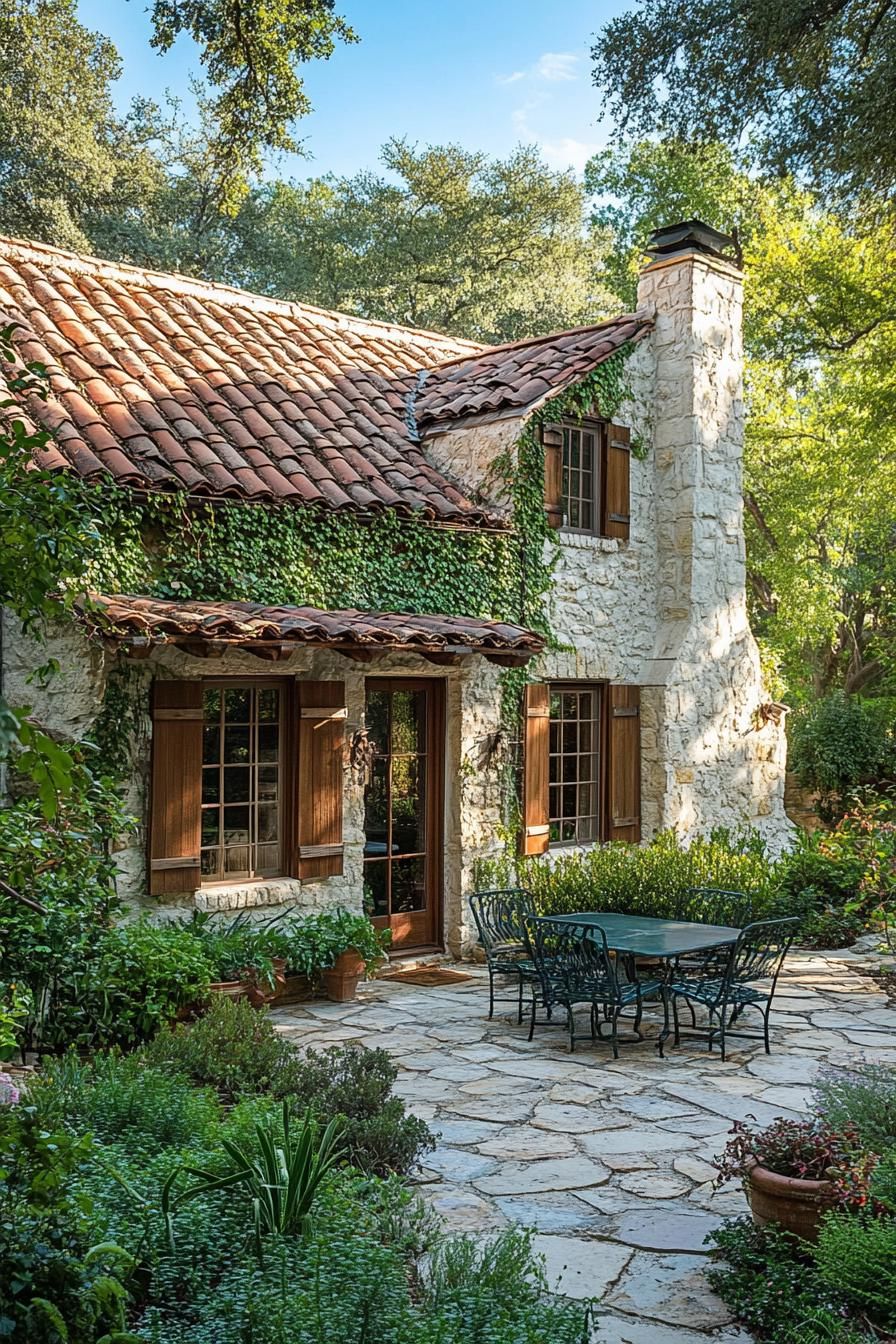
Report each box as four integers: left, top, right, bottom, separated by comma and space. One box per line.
607, 684, 641, 842
541, 423, 564, 530
521, 682, 550, 855
295, 680, 346, 880
602, 423, 631, 540
149, 680, 203, 895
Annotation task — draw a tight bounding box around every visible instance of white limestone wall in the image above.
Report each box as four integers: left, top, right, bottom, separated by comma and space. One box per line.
635, 252, 790, 848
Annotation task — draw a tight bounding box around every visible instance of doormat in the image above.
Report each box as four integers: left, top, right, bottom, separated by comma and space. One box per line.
380, 967, 473, 987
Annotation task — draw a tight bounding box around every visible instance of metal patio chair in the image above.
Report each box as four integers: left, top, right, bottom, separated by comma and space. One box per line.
468, 888, 539, 1023
672, 886, 755, 1022
522, 915, 668, 1056
669, 916, 799, 1060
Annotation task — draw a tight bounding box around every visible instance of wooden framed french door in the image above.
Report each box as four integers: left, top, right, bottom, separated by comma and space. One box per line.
363, 678, 445, 951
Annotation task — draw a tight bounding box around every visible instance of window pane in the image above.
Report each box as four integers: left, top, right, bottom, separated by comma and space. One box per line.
391, 856, 426, 913
204, 689, 221, 720
257, 725, 278, 763
364, 860, 388, 916
202, 724, 220, 764
257, 805, 278, 843
201, 810, 219, 845
392, 691, 423, 754
391, 756, 424, 854
257, 688, 279, 722
202, 767, 220, 804
224, 688, 251, 722
223, 766, 251, 803
257, 765, 278, 801
225, 845, 249, 874
223, 805, 250, 844
223, 726, 250, 763
366, 691, 390, 755
201, 849, 218, 877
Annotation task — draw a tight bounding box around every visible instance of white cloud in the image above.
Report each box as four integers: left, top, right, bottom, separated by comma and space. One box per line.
538, 136, 602, 176
533, 52, 580, 82
496, 50, 580, 87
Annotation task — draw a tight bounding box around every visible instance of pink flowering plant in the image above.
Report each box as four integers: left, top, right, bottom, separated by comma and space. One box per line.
715, 1117, 870, 1192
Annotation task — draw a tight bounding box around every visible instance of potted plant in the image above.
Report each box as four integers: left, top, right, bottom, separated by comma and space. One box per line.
316, 911, 391, 1002
715, 1117, 864, 1242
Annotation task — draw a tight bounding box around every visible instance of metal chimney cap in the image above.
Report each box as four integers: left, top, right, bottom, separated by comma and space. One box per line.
644, 219, 737, 262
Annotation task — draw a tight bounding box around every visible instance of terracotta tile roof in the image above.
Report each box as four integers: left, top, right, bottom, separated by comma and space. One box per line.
0, 236, 650, 527
416, 313, 652, 431
0, 236, 496, 524
81, 594, 545, 663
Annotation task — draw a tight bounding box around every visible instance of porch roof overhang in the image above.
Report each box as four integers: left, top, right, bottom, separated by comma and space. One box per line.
79, 594, 545, 667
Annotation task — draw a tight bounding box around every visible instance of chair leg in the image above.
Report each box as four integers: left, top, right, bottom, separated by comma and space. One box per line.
658, 991, 669, 1059
567, 1005, 576, 1054
632, 996, 643, 1037
763, 1000, 772, 1054
719, 1005, 727, 1062
528, 989, 537, 1042
488, 966, 495, 1019
672, 994, 681, 1047
517, 973, 524, 1026
611, 1009, 620, 1060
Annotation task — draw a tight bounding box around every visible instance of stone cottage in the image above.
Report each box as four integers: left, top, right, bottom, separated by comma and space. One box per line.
0, 221, 790, 955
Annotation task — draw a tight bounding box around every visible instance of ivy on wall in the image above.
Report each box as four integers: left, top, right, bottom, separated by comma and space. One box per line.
71, 345, 638, 803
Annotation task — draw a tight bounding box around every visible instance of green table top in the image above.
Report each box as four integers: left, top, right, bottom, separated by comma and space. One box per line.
548, 911, 740, 959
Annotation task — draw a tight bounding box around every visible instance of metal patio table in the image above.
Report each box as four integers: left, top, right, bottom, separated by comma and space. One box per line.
547, 911, 741, 1049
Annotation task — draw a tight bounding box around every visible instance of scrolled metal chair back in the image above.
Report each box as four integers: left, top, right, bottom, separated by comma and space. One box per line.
683, 886, 753, 928
468, 888, 533, 955
730, 917, 799, 987
523, 915, 617, 1006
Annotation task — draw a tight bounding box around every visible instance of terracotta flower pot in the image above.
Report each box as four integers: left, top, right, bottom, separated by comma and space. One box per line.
745, 1158, 838, 1242
208, 980, 247, 1002
277, 973, 314, 1004
322, 948, 365, 1002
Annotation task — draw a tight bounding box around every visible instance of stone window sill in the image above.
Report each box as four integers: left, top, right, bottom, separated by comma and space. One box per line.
559, 533, 621, 554
195, 877, 305, 912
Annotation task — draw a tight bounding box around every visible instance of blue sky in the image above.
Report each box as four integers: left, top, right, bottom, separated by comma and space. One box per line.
76, 0, 629, 180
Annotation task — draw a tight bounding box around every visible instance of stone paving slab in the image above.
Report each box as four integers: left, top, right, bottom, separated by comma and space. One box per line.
274, 946, 895, 1341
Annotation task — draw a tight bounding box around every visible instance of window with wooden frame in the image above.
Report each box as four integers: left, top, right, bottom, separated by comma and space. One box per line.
541, 419, 632, 540
148, 677, 346, 895
200, 683, 285, 882
520, 680, 641, 855
548, 684, 602, 845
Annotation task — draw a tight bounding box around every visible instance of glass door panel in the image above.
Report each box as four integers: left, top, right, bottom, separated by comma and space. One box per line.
363, 680, 442, 949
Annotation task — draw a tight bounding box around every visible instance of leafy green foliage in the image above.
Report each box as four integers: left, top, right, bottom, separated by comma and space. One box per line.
814, 1212, 896, 1331
143, 998, 433, 1176
476, 828, 779, 922
33, 1052, 221, 1151
143, 995, 297, 1103
0, 1104, 133, 1341
789, 695, 896, 815
814, 1065, 896, 1157
145, 0, 355, 207
272, 909, 391, 977
232, 139, 615, 343
280, 1044, 435, 1178
590, 0, 896, 205
167, 1101, 345, 1248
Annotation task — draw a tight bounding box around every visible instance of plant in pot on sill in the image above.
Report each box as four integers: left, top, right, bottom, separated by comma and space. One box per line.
177, 913, 282, 1006
715, 1117, 870, 1242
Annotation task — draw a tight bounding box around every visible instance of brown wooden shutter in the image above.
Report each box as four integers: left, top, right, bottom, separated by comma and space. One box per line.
602, 423, 631, 540
295, 680, 346, 880
521, 682, 551, 854
149, 680, 203, 895
607, 684, 641, 842
541, 423, 564, 530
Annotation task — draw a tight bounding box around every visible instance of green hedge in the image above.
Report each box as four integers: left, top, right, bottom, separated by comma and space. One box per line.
474, 829, 781, 922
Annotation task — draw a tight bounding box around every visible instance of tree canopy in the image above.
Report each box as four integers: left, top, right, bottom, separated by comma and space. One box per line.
591, 0, 896, 206
589, 139, 896, 702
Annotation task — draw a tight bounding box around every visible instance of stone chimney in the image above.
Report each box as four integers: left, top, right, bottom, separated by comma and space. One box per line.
636, 220, 791, 843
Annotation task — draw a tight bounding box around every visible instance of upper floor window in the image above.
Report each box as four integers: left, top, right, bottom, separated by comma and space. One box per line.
542, 418, 631, 541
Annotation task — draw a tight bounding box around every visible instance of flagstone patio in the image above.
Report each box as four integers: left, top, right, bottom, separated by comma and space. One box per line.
272, 944, 896, 1344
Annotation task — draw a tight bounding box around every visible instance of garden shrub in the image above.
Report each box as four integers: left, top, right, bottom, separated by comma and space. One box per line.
814, 1064, 896, 1154
789, 692, 896, 821
142, 994, 300, 1102
813, 1212, 896, 1332
282, 1043, 435, 1177
32, 1051, 221, 1150
475, 828, 780, 923
0, 1103, 133, 1342
706, 1218, 860, 1342
143, 997, 433, 1175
